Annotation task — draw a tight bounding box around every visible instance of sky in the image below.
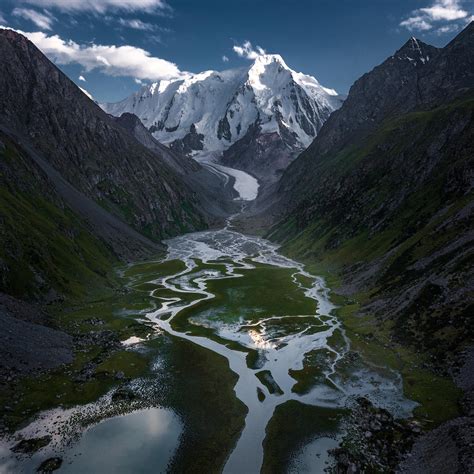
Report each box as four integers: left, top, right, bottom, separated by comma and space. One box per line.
0, 0, 473, 103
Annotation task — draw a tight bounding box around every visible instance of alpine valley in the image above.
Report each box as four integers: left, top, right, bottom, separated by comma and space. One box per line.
0, 16, 473, 474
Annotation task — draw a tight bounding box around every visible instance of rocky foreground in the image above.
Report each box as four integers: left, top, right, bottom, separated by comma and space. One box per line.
332, 348, 474, 473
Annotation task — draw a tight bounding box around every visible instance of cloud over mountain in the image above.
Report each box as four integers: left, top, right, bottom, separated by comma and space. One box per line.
400, 0, 471, 33
1, 27, 184, 81
233, 41, 266, 60
16, 0, 168, 14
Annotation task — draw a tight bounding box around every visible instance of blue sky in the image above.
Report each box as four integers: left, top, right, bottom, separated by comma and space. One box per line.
0, 0, 472, 102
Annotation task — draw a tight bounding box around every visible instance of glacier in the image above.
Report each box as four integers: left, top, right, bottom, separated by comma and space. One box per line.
102, 54, 342, 159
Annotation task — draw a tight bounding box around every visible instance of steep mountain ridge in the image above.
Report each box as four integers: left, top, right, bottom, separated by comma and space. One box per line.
103, 54, 342, 182
0, 28, 221, 302
269, 24, 474, 381
0, 28, 208, 245
277, 26, 474, 204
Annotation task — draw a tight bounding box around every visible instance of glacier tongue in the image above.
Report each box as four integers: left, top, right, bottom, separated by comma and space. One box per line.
102, 54, 342, 157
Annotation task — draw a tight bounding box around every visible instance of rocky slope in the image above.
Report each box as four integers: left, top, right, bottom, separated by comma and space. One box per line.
112, 112, 201, 176
0, 293, 73, 385
103, 54, 343, 182
113, 112, 238, 217
276, 26, 474, 204
0, 130, 122, 301
270, 24, 474, 361
266, 23, 474, 471
0, 28, 209, 247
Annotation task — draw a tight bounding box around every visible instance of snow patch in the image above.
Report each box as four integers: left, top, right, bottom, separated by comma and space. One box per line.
211, 163, 259, 201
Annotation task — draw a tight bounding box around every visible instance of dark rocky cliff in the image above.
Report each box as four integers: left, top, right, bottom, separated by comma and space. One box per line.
270, 23, 474, 364
0, 29, 207, 244
267, 24, 474, 470
0, 28, 215, 303
276, 25, 474, 206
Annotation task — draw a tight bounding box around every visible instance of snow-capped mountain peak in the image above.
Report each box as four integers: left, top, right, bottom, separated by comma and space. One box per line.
246, 54, 293, 91
102, 54, 343, 181
393, 37, 437, 66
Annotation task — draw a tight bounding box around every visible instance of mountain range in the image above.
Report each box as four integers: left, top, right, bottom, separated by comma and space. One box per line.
103, 54, 343, 183
0, 21, 473, 473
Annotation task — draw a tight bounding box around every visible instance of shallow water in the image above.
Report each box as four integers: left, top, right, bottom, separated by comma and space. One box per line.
1, 221, 417, 473
60, 408, 181, 473
0, 406, 181, 474
144, 222, 417, 473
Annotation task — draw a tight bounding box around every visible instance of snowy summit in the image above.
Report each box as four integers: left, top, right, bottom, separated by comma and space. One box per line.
102, 53, 342, 181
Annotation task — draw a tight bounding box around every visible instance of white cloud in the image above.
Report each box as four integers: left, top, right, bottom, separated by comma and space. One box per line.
118, 18, 155, 30
400, 0, 470, 33
7, 27, 185, 81
79, 86, 94, 100
17, 0, 168, 14
233, 40, 266, 60
0, 11, 6, 24
134, 78, 144, 84
419, 0, 468, 21
222, 55, 229, 62
400, 15, 433, 31
12, 8, 54, 30
79, 75, 86, 81
436, 23, 460, 33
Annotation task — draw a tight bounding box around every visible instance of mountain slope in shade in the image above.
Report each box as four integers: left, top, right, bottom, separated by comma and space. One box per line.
112, 112, 201, 176
276, 26, 474, 209
103, 54, 342, 182
269, 23, 474, 365
266, 24, 474, 470
0, 28, 208, 244
0, 130, 122, 301
113, 112, 238, 217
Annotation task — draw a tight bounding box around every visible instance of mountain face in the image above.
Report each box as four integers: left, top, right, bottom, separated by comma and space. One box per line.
299, 37, 440, 158
0, 28, 215, 301
0, 130, 121, 301
112, 112, 200, 176
276, 26, 474, 209
278, 28, 474, 197
269, 24, 474, 371
103, 54, 343, 182
0, 29, 209, 246
113, 112, 238, 217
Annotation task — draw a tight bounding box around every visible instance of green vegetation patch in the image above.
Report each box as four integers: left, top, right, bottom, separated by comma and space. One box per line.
262, 401, 347, 474
337, 302, 462, 425
289, 348, 337, 395
159, 336, 247, 474
172, 263, 315, 331
256, 370, 283, 395
0, 137, 118, 300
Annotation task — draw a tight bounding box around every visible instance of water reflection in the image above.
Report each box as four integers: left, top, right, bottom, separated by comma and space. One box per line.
61, 408, 181, 473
